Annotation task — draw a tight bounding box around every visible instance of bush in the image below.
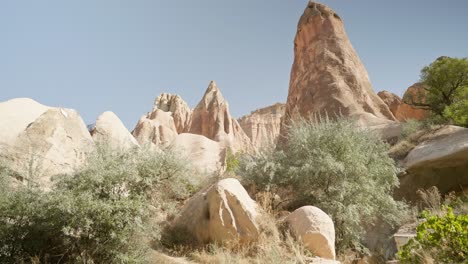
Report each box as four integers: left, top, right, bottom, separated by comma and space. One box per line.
398, 207, 468, 264
400, 119, 424, 139
0, 145, 198, 263
239, 118, 407, 253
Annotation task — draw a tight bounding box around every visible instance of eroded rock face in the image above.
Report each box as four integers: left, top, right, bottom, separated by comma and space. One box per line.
377, 91, 402, 115
396, 126, 468, 200
154, 93, 192, 133
188, 81, 252, 152
399, 83, 429, 121
91, 111, 138, 149
281, 2, 395, 139
0, 104, 94, 189
168, 133, 226, 175
286, 206, 336, 260
173, 178, 260, 244
238, 103, 285, 149
132, 109, 178, 148
378, 84, 429, 122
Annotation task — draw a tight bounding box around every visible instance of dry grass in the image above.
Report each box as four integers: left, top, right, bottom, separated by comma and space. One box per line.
162, 191, 315, 264
389, 125, 445, 161
417, 186, 442, 214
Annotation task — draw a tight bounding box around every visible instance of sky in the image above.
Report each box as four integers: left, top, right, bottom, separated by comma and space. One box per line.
1, 0, 467, 130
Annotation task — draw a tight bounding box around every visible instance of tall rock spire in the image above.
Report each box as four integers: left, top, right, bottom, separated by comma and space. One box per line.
281, 2, 396, 139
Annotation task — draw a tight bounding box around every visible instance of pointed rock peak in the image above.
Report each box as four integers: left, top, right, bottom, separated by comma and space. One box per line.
200, 80, 226, 107
303, 1, 339, 20
207, 80, 218, 91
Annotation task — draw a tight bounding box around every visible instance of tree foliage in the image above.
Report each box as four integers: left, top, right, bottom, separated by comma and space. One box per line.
407, 57, 468, 121
444, 86, 468, 127
239, 119, 406, 252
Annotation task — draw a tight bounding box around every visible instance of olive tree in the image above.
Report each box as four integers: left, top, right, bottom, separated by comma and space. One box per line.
239, 119, 407, 252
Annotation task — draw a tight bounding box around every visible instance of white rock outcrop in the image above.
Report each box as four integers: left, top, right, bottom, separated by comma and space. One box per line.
286, 206, 336, 260
0, 101, 94, 189
0, 98, 51, 145
168, 133, 225, 175
173, 178, 260, 244
154, 93, 192, 133
91, 111, 138, 149
132, 109, 178, 148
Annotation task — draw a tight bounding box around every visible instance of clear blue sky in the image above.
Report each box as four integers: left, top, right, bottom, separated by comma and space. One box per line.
1, 0, 467, 129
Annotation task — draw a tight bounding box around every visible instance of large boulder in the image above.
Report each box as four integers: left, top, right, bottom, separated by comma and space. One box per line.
398, 83, 429, 121
238, 103, 285, 149
396, 126, 468, 200
91, 111, 138, 149
154, 93, 192, 133
0, 103, 94, 189
132, 109, 178, 148
280, 2, 395, 139
168, 133, 225, 175
0, 98, 51, 145
378, 83, 429, 122
188, 81, 253, 152
286, 206, 336, 260
173, 178, 260, 244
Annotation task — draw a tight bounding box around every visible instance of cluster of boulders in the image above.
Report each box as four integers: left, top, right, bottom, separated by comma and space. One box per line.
172, 178, 339, 263
378, 83, 429, 122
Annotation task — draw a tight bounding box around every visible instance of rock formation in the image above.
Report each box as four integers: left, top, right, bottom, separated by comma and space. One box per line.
173, 178, 260, 244
281, 1, 396, 139
168, 133, 226, 175
238, 103, 285, 149
396, 126, 468, 200
154, 93, 192, 133
0, 99, 94, 189
188, 81, 252, 152
377, 91, 402, 116
378, 83, 429, 122
132, 109, 178, 148
399, 83, 429, 121
0, 98, 51, 145
91, 111, 139, 149
286, 206, 336, 260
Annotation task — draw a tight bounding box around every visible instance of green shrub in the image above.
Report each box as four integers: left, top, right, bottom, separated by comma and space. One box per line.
0, 145, 198, 263
400, 119, 424, 139
239, 118, 407, 252
398, 207, 468, 264
225, 149, 241, 174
